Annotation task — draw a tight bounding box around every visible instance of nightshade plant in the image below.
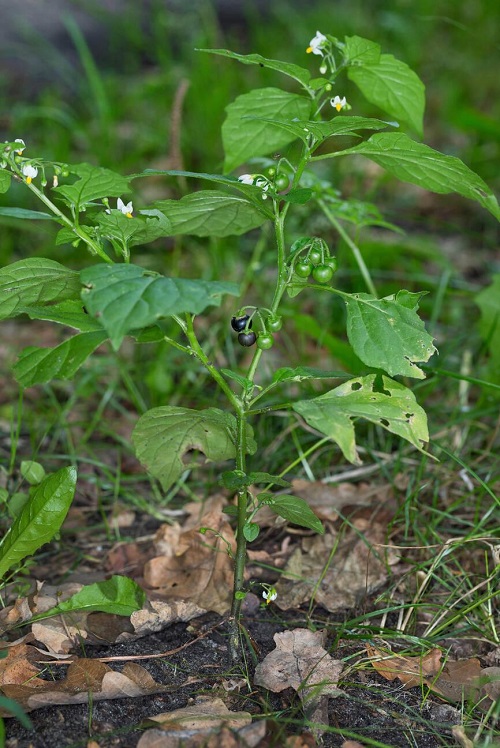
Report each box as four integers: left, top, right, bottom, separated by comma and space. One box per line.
0, 33, 499, 658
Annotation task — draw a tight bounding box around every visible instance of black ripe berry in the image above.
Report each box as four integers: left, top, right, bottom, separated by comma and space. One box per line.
238, 331, 257, 347
231, 315, 252, 332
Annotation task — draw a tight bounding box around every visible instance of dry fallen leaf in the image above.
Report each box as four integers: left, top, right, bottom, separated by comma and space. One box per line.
137, 695, 258, 748
366, 644, 442, 689
143, 496, 236, 615
275, 516, 398, 612
367, 645, 498, 706
0, 655, 168, 715
254, 628, 343, 730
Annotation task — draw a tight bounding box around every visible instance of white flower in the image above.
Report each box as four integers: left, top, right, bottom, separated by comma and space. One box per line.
22, 164, 38, 184
254, 178, 269, 191
117, 197, 133, 217
331, 95, 347, 112
307, 31, 327, 56
238, 174, 255, 185
14, 138, 26, 154
262, 588, 277, 604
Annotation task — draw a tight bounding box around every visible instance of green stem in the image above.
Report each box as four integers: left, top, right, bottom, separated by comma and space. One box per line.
182, 315, 241, 410
12, 163, 112, 263
228, 411, 249, 659
317, 198, 377, 298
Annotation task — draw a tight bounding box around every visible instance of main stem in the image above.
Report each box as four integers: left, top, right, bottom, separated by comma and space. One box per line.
227, 200, 291, 660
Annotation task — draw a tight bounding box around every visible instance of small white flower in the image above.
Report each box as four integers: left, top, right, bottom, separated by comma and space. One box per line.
238, 174, 255, 185
117, 197, 133, 217
307, 31, 327, 56
319, 64, 327, 75
262, 588, 277, 604
331, 95, 347, 112
14, 138, 26, 155
52, 174, 59, 188
22, 164, 38, 184
254, 177, 269, 191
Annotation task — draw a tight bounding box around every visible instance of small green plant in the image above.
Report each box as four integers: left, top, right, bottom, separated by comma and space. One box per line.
0, 31, 498, 658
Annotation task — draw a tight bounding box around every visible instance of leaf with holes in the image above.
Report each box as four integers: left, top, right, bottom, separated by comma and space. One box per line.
343, 290, 436, 378
293, 375, 429, 464
132, 406, 257, 491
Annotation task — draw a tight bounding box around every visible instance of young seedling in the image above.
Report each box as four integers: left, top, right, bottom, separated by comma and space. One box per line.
0, 32, 498, 659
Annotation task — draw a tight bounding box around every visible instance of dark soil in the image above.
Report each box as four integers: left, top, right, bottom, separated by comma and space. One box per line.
4, 610, 464, 748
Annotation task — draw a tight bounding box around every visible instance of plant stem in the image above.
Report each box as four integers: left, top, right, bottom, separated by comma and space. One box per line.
317, 198, 377, 298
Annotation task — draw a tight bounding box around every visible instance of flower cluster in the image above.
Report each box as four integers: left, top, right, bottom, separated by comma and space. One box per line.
238, 174, 270, 200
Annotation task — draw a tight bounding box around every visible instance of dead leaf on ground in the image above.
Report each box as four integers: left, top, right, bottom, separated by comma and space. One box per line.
366, 644, 442, 689
137, 695, 260, 748
143, 495, 236, 615
275, 513, 398, 611
367, 645, 499, 706
0, 654, 169, 716
254, 628, 343, 730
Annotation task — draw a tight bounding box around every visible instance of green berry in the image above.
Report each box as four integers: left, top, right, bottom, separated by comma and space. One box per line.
267, 316, 283, 332
308, 248, 322, 265
274, 174, 290, 191
294, 260, 312, 278
257, 333, 274, 350
312, 264, 334, 284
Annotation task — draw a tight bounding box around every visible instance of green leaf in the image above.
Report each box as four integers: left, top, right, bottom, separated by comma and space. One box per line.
343, 35, 381, 65
280, 188, 313, 205
261, 494, 324, 534
0, 258, 81, 321
342, 290, 436, 378
154, 190, 268, 236
0, 169, 12, 193
54, 163, 130, 211
20, 461, 46, 485
247, 472, 291, 488
222, 87, 312, 173
0, 207, 54, 220
197, 48, 311, 87
0, 694, 32, 728
272, 366, 347, 384
22, 299, 104, 332
293, 374, 429, 464
0, 466, 77, 579
219, 470, 290, 490
332, 133, 500, 220
348, 54, 425, 136
80, 263, 239, 349
96, 209, 172, 247
42, 576, 145, 618
132, 406, 257, 492
250, 115, 395, 148
243, 522, 260, 542
12, 331, 107, 387
321, 194, 402, 231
